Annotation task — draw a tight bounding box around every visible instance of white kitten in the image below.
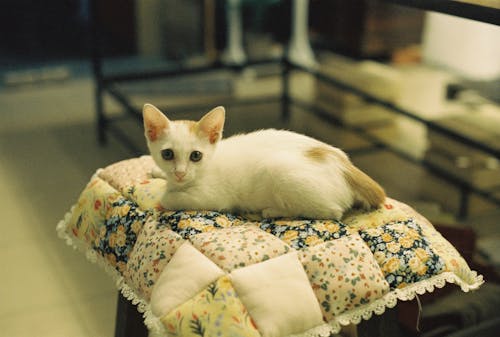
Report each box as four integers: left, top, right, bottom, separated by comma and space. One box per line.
143, 104, 385, 220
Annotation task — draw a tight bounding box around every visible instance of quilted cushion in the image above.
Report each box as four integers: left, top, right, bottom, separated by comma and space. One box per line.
57, 156, 483, 337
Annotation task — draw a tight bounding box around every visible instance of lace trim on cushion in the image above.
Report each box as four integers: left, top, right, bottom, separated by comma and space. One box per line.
289, 271, 483, 337
57, 204, 167, 335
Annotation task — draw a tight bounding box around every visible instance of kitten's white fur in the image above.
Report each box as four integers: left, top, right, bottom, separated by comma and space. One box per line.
144, 104, 385, 219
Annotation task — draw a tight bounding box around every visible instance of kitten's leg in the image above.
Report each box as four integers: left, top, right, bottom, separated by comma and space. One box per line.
242, 212, 264, 221
262, 208, 287, 219
313, 206, 344, 221
263, 205, 344, 220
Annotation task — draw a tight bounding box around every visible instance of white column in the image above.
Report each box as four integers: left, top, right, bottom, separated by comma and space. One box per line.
288, 0, 317, 68
221, 0, 247, 65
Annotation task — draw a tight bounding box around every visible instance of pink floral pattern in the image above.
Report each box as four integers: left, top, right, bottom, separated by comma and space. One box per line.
300, 234, 389, 320
190, 225, 292, 272
124, 217, 185, 300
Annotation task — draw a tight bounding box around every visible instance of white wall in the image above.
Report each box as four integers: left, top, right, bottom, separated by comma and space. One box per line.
422, 12, 500, 80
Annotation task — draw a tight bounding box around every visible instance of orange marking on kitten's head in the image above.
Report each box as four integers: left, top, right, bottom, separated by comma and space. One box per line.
177, 120, 197, 133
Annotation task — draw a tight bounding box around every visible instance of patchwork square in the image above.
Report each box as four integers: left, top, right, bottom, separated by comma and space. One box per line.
259, 219, 348, 249
150, 242, 225, 318
124, 217, 185, 300
230, 252, 324, 337
343, 198, 410, 231
161, 276, 261, 337
359, 219, 446, 289
67, 176, 122, 245
93, 197, 148, 273
98, 156, 157, 192
300, 234, 389, 320
190, 225, 292, 272
124, 179, 166, 211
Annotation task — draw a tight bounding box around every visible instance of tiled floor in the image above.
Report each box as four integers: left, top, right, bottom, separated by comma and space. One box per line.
0, 77, 132, 337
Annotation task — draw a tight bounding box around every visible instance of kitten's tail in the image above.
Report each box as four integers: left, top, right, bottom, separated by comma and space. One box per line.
305, 145, 386, 210
344, 161, 386, 210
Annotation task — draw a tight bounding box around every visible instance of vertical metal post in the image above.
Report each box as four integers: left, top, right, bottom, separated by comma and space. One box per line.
114, 293, 148, 337
281, 57, 291, 123
90, 0, 106, 145
458, 185, 470, 220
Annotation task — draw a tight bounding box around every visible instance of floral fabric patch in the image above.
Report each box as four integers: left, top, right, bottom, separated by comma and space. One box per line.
359, 219, 446, 289
124, 217, 185, 300
68, 176, 122, 245
300, 234, 389, 320
161, 276, 261, 337
158, 211, 245, 239
124, 179, 166, 211
190, 225, 291, 272
93, 198, 148, 273
259, 219, 348, 249
342, 198, 410, 231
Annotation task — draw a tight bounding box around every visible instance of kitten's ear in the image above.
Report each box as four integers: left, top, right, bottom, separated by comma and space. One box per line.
143, 104, 170, 142
197, 106, 225, 144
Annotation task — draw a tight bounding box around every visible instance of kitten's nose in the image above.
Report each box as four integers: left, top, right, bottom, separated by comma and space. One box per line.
174, 171, 186, 180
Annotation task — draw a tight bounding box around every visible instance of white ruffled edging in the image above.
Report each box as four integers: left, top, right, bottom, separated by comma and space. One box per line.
57, 206, 484, 337
289, 271, 483, 337
56, 207, 167, 336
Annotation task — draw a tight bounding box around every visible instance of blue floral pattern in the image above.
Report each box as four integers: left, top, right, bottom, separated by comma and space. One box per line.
259, 219, 349, 249
158, 210, 245, 239
93, 198, 148, 273
359, 219, 446, 289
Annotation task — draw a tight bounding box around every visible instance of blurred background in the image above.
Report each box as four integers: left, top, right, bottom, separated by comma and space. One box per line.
0, 0, 499, 336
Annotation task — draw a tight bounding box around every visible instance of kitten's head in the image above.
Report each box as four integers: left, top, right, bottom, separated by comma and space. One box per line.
143, 104, 225, 187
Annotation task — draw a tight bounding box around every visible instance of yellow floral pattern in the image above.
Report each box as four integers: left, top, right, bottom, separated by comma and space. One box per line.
259, 219, 348, 249
161, 276, 261, 337
159, 211, 245, 239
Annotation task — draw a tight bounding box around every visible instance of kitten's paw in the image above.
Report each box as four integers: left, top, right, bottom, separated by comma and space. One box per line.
262, 208, 286, 219
150, 167, 167, 179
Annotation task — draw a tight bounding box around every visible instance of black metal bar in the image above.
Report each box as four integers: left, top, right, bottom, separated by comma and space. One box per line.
281, 57, 291, 122
458, 185, 471, 219
161, 95, 281, 112
102, 58, 282, 84
105, 83, 281, 117
384, 0, 500, 26
114, 293, 148, 337
105, 84, 142, 121
294, 63, 500, 159
89, 0, 106, 145
107, 123, 144, 157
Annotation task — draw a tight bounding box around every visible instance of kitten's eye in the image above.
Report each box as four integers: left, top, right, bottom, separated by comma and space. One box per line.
190, 151, 203, 162
161, 149, 174, 160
